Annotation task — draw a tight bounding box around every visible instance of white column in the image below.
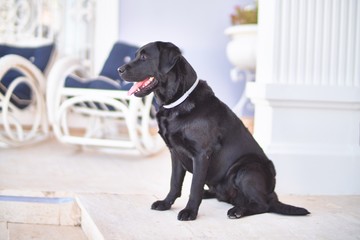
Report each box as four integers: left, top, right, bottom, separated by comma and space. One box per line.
247, 0, 360, 194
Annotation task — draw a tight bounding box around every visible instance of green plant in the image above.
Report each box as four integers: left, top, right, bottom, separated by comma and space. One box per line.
230, 3, 258, 25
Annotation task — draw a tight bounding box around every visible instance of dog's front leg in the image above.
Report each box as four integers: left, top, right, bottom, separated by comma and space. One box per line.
151, 153, 186, 211
177, 154, 209, 221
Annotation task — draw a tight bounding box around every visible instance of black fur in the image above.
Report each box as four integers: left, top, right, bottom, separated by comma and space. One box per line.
118, 41, 310, 221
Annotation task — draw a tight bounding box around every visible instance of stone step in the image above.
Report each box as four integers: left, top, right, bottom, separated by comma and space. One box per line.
76, 193, 360, 240
2, 192, 360, 240
0, 191, 85, 240
0, 191, 80, 226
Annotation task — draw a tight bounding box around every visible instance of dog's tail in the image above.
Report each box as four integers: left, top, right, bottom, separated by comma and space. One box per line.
269, 200, 310, 216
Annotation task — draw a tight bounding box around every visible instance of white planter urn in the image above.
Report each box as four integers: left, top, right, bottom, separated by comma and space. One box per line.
225, 24, 257, 71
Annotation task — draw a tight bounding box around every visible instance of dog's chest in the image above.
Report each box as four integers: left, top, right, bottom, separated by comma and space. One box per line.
157, 112, 196, 172
156, 110, 194, 152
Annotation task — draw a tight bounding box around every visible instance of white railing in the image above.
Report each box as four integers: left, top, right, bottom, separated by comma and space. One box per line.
0, 0, 95, 70
57, 0, 95, 72
0, 0, 60, 44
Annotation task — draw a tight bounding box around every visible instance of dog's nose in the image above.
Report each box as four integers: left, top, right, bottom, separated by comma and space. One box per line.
118, 66, 126, 74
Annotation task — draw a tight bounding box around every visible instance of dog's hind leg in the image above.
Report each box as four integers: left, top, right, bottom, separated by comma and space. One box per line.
226, 159, 310, 218
227, 188, 269, 219
226, 161, 272, 219
227, 200, 268, 219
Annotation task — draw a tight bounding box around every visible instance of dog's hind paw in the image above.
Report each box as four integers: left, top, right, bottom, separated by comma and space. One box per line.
227, 207, 245, 219
178, 208, 198, 221
151, 200, 171, 211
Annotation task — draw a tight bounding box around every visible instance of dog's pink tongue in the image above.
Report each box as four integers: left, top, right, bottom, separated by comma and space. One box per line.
127, 81, 145, 96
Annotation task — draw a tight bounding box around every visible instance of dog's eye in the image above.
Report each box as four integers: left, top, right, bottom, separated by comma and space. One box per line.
140, 54, 147, 61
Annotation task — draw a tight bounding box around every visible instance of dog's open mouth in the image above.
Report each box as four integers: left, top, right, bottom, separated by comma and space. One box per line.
127, 77, 158, 97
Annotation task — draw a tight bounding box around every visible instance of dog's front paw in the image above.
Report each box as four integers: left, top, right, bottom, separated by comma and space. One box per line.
151, 200, 171, 211
177, 208, 197, 221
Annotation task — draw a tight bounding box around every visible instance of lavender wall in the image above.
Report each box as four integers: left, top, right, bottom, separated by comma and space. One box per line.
118, 0, 254, 107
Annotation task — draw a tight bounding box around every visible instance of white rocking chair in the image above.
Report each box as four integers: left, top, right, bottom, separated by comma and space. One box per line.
0, 0, 59, 147
47, 42, 164, 156
0, 41, 55, 147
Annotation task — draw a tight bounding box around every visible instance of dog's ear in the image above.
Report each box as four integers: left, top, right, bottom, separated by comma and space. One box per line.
158, 42, 181, 74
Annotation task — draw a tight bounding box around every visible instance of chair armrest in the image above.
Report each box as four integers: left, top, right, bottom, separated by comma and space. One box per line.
46, 57, 90, 124
0, 54, 46, 92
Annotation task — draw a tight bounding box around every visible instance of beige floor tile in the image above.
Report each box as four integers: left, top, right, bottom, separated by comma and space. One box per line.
8, 223, 86, 240
0, 222, 9, 240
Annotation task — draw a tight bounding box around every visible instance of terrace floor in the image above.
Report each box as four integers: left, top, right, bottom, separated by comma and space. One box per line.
0, 137, 359, 239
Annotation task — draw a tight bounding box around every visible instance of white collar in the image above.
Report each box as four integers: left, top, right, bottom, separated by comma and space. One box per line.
163, 78, 200, 109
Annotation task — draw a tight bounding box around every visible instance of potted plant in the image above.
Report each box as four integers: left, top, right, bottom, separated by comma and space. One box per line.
225, 2, 258, 71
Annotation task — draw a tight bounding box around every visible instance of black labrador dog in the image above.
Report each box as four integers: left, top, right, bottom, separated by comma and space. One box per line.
118, 41, 310, 221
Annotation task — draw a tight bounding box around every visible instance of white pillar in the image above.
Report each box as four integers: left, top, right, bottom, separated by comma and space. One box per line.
247, 0, 360, 194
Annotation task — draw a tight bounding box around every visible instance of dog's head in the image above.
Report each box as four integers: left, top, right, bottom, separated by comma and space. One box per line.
118, 42, 197, 106
118, 41, 183, 98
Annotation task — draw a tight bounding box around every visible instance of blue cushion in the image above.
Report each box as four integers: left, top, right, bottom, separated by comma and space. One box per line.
0, 44, 55, 72
99, 42, 138, 83
0, 43, 55, 109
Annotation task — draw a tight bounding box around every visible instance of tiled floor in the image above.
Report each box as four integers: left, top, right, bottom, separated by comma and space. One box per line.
1, 138, 360, 239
